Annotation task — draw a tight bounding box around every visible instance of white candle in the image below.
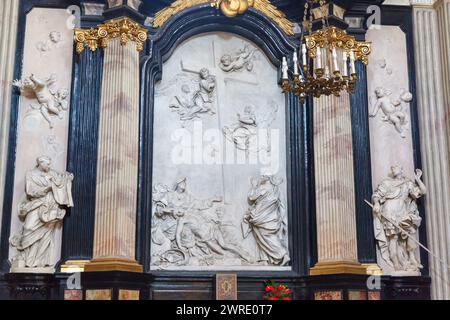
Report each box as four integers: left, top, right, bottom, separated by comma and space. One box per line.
302, 43, 307, 66
325, 65, 330, 79
343, 51, 348, 77
293, 52, 299, 75
316, 46, 322, 69
349, 51, 356, 75
332, 48, 339, 73
282, 57, 288, 80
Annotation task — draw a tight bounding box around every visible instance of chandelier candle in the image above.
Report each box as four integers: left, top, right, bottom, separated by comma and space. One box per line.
302, 43, 307, 67
293, 52, 299, 76
332, 48, 339, 73
343, 51, 348, 77
282, 57, 288, 80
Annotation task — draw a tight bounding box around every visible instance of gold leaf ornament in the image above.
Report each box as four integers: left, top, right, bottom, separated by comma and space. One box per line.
153, 0, 294, 36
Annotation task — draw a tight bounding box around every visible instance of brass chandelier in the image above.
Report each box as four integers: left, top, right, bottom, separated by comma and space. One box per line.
281, 0, 371, 103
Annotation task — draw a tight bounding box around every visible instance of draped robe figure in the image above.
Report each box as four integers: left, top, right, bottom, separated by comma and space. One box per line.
372, 166, 426, 273
10, 156, 74, 270
242, 176, 290, 266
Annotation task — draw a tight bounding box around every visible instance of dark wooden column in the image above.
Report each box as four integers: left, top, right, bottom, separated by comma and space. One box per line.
59, 47, 103, 272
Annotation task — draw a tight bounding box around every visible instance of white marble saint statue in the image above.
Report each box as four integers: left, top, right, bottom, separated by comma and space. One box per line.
9, 156, 74, 272
372, 166, 426, 274
243, 176, 290, 266
369, 87, 412, 138
13, 74, 69, 129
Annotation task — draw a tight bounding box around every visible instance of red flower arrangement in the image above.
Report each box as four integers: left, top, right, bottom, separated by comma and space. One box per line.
263, 281, 292, 301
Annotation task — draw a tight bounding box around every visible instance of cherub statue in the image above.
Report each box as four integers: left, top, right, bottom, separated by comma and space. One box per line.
219, 45, 256, 72
13, 74, 69, 129
369, 87, 412, 138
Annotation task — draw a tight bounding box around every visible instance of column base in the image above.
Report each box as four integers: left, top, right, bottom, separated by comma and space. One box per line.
60, 260, 90, 273
310, 261, 367, 276
362, 263, 383, 276
84, 258, 143, 273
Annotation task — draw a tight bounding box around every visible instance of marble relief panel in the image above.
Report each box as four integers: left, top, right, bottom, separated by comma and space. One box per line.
366, 25, 420, 275
8, 8, 74, 271
151, 32, 290, 270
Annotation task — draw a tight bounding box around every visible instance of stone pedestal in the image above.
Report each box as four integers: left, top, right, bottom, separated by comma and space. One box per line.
412, 0, 450, 300
310, 94, 366, 275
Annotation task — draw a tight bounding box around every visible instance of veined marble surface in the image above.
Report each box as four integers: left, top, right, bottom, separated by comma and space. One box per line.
367, 25, 421, 275
8, 8, 74, 271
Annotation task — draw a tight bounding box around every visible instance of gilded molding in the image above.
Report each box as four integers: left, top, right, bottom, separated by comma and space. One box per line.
153, 0, 294, 36
75, 28, 100, 54
306, 26, 371, 65
74, 17, 148, 54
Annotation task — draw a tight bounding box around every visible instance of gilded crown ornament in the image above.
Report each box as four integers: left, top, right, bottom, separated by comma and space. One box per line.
153, 0, 294, 36
281, 0, 371, 103
74, 17, 148, 54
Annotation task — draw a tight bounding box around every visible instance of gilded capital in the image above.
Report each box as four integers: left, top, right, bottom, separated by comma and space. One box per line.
74, 17, 148, 54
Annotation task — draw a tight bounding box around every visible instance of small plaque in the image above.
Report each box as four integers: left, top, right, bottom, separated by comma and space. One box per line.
348, 290, 367, 300
119, 289, 140, 300
216, 274, 237, 300
85, 289, 112, 300
64, 290, 83, 300
314, 290, 343, 300
368, 291, 381, 300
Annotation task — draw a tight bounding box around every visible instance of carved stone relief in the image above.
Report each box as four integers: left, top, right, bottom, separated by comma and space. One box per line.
151, 178, 253, 268
163, 68, 217, 125
42, 134, 64, 161
9, 156, 74, 273
222, 101, 278, 153
9, 8, 75, 273
14, 74, 69, 129
36, 31, 63, 54
369, 87, 413, 138
367, 25, 419, 276
219, 45, 258, 73
371, 166, 426, 276
152, 33, 288, 270
151, 176, 289, 269
243, 175, 290, 266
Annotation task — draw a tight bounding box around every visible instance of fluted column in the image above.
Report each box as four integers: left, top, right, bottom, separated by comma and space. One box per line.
436, 1, 450, 144
83, 18, 147, 273
412, 0, 450, 300
310, 94, 366, 275
0, 0, 19, 235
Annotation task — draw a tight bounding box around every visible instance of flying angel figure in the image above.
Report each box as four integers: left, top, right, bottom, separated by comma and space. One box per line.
13, 74, 68, 129
369, 87, 412, 138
